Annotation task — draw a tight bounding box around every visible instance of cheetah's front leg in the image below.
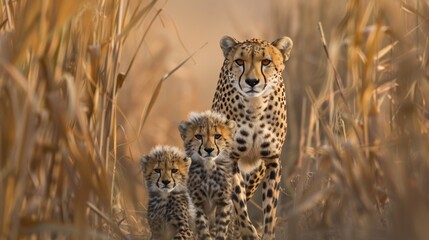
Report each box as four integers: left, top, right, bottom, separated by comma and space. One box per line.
171, 203, 194, 240
214, 199, 232, 240
243, 163, 266, 200
231, 164, 259, 240
171, 214, 194, 239
261, 158, 282, 240
194, 205, 212, 240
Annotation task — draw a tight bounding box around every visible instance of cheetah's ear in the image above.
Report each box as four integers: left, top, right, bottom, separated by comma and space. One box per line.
178, 121, 189, 140
140, 155, 148, 169
220, 35, 238, 58
227, 120, 237, 135
183, 157, 192, 169
272, 36, 293, 62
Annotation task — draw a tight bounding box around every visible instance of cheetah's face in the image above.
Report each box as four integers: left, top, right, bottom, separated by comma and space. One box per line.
179, 111, 236, 161
220, 36, 293, 97
141, 146, 191, 193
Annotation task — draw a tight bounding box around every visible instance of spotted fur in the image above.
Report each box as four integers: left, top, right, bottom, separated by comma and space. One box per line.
141, 145, 195, 240
212, 36, 293, 240
179, 111, 236, 240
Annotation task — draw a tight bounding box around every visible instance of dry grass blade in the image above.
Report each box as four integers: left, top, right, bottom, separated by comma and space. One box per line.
0, 18, 8, 29
87, 202, 126, 238
0, 59, 29, 93
137, 42, 208, 136
115, 0, 158, 41
318, 21, 348, 110
122, 8, 163, 80
401, 2, 429, 22
159, 12, 196, 64
374, 40, 397, 60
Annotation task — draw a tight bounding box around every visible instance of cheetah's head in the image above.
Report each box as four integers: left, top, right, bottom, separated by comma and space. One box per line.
178, 111, 236, 162
220, 36, 293, 98
140, 145, 191, 193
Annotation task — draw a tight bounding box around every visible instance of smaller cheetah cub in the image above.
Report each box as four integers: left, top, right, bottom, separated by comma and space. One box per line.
178, 111, 236, 240
141, 145, 195, 240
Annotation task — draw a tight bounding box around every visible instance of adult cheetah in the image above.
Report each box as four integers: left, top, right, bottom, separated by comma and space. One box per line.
211, 35, 293, 240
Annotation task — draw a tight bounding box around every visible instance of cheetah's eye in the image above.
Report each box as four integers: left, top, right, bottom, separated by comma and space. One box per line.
195, 134, 203, 140
171, 169, 178, 173
234, 59, 244, 66
261, 59, 271, 66
153, 168, 161, 173
214, 134, 222, 139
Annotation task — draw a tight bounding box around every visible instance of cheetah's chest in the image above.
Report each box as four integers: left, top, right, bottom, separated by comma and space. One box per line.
193, 165, 231, 199
233, 118, 277, 169
212, 74, 287, 171
225, 92, 286, 171
148, 196, 178, 239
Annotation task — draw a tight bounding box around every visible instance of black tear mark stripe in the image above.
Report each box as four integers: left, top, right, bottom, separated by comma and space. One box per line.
171, 170, 176, 188
156, 170, 161, 188
238, 62, 245, 90
261, 58, 267, 90
214, 126, 220, 155
198, 127, 204, 156
213, 139, 220, 154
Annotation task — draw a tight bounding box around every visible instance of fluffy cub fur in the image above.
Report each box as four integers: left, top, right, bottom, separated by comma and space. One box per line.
141, 145, 195, 240
179, 111, 236, 240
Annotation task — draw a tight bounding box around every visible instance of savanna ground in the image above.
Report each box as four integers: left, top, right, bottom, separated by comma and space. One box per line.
1, 0, 428, 239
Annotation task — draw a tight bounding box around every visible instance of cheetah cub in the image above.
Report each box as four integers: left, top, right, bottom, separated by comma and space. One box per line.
141, 145, 195, 240
178, 111, 236, 240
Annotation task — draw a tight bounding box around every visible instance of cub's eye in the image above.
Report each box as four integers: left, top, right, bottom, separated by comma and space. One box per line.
153, 168, 161, 173
171, 169, 178, 173
214, 134, 222, 139
195, 134, 203, 140
234, 59, 244, 66
261, 59, 271, 66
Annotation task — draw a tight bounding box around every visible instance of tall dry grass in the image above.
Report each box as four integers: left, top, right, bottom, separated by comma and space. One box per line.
272, 0, 429, 239
0, 0, 169, 238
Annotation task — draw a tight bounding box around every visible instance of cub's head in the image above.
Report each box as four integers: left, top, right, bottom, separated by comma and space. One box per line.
220, 36, 293, 97
178, 111, 236, 161
140, 145, 191, 193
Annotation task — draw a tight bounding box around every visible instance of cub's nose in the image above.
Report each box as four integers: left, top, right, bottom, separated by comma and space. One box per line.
204, 147, 214, 154
162, 180, 171, 186
245, 78, 259, 87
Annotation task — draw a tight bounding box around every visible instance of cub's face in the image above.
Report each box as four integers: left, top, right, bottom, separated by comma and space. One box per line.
179, 111, 236, 161
220, 36, 293, 97
141, 146, 191, 193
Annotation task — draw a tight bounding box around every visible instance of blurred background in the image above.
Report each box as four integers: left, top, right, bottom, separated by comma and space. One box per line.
1, 0, 428, 239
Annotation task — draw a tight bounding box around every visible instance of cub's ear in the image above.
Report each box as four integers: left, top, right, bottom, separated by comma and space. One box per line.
271, 36, 293, 62
220, 35, 238, 58
183, 157, 192, 169
140, 155, 148, 169
227, 119, 237, 135
178, 121, 189, 140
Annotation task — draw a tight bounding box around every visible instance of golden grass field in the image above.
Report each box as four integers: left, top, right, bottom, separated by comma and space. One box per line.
1, 0, 428, 239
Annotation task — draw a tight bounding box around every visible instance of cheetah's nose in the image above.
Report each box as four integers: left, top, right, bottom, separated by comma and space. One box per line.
204, 147, 214, 154
245, 78, 259, 87
162, 180, 171, 185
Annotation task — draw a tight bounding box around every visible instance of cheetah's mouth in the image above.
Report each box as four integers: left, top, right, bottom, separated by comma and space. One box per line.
199, 152, 219, 160
243, 88, 262, 97
192, 151, 219, 162
160, 186, 174, 192
202, 153, 216, 160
